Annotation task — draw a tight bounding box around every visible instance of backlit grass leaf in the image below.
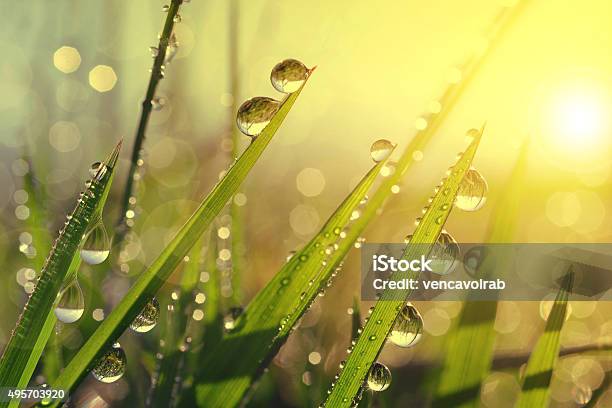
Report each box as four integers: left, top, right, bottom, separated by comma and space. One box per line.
432, 141, 529, 408
515, 270, 574, 408
324, 129, 483, 407
194, 147, 394, 407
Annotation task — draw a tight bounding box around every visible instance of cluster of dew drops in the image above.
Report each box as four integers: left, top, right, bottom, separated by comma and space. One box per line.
235, 58, 314, 137
51, 163, 162, 385
321, 303, 423, 405
325, 129, 488, 401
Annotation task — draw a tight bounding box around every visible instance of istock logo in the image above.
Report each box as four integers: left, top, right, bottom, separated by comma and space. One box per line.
372, 254, 433, 272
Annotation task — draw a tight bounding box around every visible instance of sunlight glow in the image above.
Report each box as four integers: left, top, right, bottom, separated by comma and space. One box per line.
549, 92, 605, 146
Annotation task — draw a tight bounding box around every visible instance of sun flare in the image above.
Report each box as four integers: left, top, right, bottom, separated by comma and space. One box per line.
548, 91, 606, 146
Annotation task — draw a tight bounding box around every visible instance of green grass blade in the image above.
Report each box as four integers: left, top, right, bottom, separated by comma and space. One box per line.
195, 150, 393, 407
148, 237, 204, 407
324, 130, 484, 407
48, 80, 311, 400
0, 142, 122, 404
515, 271, 574, 408
432, 142, 529, 407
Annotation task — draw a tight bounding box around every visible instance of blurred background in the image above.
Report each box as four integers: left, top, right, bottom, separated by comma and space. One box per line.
0, 0, 611, 406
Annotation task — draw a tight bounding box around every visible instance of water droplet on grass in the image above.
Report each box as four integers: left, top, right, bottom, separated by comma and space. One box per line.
270, 59, 310, 93
572, 384, 592, 405
54, 279, 85, 323
370, 139, 394, 163
455, 168, 487, 211
80, 223, 110, 265
130, 298, 160, 333
367, 362, 392, 392
89, 162, 106, 178
389, 303, 423, 347
224, 307, 244, 331
429, 231, 460, 275
236, 97, 280, 137
92, 342, 127, 383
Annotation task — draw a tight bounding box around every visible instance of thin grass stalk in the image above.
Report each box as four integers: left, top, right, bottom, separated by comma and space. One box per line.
115, 0, 185, 243
324, 131, 483, 407
229, 0, 245, 307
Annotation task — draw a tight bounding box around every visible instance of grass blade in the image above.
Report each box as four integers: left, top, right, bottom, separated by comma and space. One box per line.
515, 271, 574, 408
0, 141, 122, 405
115, 0, 185, 242
194, 148, 394, 407
324, 130, 484, 407
432, 141, 529, 407
48, 79, 311, 400
148, 236, 204, 407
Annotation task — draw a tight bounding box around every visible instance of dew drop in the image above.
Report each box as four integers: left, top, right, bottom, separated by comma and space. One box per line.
236, 97, 280, 137
162, 4, 170, 12
149, 46, 159, 58
164, 33, 179, 64
224, 307, 244, 331
92, 342, 127, 383
370, 139, 394, 163
429, 231, 460, 275
572, 384, 592, 405
462, 246, 485, 279
151, 97, 167, 111
89, 161, 106, 178
466, 128, 480, 140
388, 303, 423, 348
130, 298, 160, 333
367, 362, 392, 392
455, 168, 487, 211
80, 223, 111, 265
54, 278, 85, 323
173, 14, 182, 23
270, 58, 310, 93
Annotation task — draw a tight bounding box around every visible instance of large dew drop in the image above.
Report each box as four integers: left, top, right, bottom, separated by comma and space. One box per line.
92, 342, 127, 383
236, 97, 280, 137
54, 278, 85, 324
88, 161, 108, 180
270, 59, 310, 93
463, 246, 485, 277
130, 298, 160, 333
370, 139, 394, 163
455, 168, 487, 211
429, 231, 460, 275
80, 223, 111, 265
388, 303, 423, 348
367, 362, 392, 392
89, 162, 102, 177
404, 231, 459, 275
